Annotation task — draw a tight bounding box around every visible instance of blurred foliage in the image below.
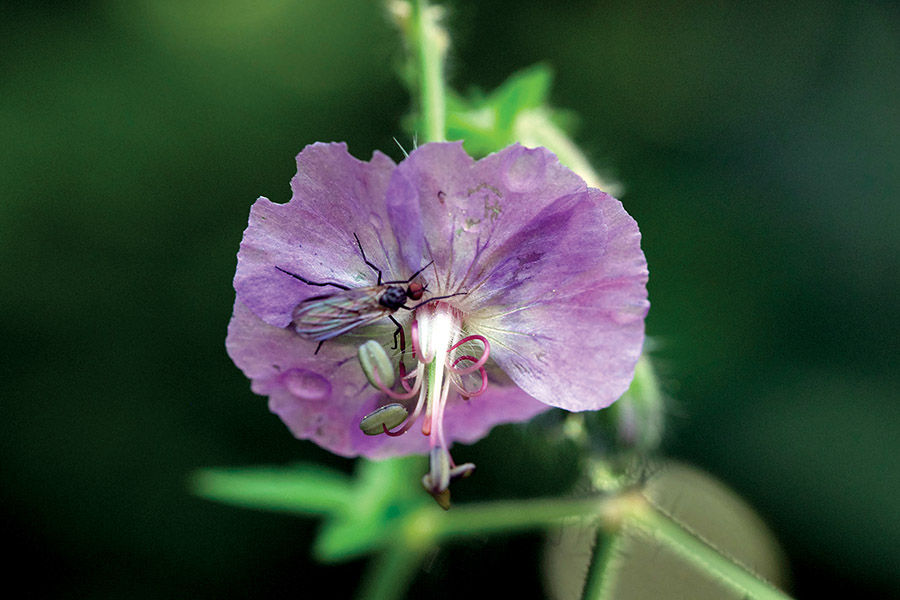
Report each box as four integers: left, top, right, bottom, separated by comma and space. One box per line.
2, 0, 899, 598
441, 63, 569, 155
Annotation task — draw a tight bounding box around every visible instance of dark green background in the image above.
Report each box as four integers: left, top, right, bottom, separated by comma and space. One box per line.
3, 1, 898, 598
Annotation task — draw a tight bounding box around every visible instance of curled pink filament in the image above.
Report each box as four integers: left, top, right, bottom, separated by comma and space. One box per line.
397, 356, 423, 393
370, 361, 421, 401
382, 423, 408, 437
398, 364, 417, 393
447, 334, 490, 375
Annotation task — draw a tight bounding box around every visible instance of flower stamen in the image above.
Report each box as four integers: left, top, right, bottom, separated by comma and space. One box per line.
368, 359, 422, 401
381, 363, 429, 437
447, 334, 490, 375
361, 300, 489, 507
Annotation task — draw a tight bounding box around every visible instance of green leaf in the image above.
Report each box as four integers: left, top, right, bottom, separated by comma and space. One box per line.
191, 464, 352, 515
436, 62, 623, 192
315, 509, 391, 562
491, 63, 553, 129
314, 456, 430, 562
440, 63, 569, 156
192, 457, 433, 563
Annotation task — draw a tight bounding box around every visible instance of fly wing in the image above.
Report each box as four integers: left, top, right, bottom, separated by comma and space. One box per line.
290, 287, 391, 341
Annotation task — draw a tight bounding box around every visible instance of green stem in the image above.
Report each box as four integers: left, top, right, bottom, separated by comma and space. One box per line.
404, 496, 616, 547
356, 544, 424, 600
410, 0, 446, 142
580, 528, 622, 600
398, 491, 791, 600
630, 502, 793, 600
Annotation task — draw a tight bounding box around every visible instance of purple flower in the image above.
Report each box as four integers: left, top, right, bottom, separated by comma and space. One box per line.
226, 142, 648, 505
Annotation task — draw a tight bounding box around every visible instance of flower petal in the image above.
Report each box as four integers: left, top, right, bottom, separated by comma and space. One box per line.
384, 142, 647, 411
233, 142, 408, 327
227, 141, 648, 461
385, 143, 587, 296
227, 297, 381, 456
472, 188, 648, 410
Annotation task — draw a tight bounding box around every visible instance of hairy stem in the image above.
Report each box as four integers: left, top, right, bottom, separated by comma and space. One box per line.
627, 501, 792, 600
410, 0, 447, 142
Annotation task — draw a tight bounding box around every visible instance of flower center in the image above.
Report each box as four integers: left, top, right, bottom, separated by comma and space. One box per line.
359, 300, 490, 508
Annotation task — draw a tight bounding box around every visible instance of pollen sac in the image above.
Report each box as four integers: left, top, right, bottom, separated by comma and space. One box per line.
359, 403, 409, 436
358, 339, 395, 389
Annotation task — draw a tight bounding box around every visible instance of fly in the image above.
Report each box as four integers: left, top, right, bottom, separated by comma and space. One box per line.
276, 234, 463, 354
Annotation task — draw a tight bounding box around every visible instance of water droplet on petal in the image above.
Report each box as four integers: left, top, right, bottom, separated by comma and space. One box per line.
280, 368, 331, 401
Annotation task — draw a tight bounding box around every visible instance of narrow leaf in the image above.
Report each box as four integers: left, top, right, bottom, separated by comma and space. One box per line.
191, 464, 352, 515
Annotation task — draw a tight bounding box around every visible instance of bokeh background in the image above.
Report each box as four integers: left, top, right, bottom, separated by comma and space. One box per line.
3, 1, 899, 598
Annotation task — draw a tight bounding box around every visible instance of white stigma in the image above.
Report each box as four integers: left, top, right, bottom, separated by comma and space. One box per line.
416, 302, 460, 447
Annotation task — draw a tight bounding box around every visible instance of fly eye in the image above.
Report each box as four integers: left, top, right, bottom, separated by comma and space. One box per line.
407, 282, 425, 301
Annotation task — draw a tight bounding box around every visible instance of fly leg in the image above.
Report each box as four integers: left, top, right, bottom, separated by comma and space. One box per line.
275, 266, 350, 290
354, 233, 385, 285
389, 315, 405, 351
355, 232, 437, 286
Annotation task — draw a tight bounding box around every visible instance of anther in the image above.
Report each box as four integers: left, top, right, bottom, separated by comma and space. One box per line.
359, 404, 409, 436
358, 340, 395, 389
